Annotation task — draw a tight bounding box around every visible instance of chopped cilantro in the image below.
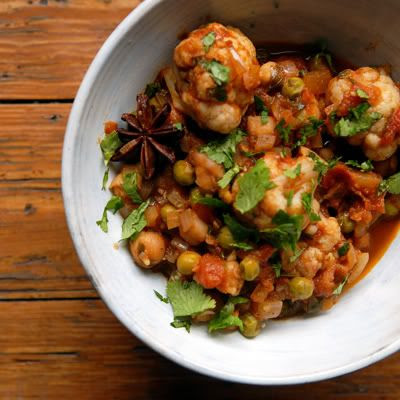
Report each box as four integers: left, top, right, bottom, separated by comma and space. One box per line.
314, 39, 336, 73
195, 196, 228, 209
309, 152, 340, 182
301, 192, 321, 222
286, 190, 294, 207
289, 247, 305, 263
276, 119, 292, 144
200, 129, 245, 169
284, 164, 301, 179
102, 168, 109, 190
338, 242, 350, 257
208, 297, 246, 333
269, 251, 282, 278
223, 214, 260, 243
356, 88, 369, 99
333, 102, 382, 137
261, 210, 303, 251
261, 110, 269, 124
202, 31, 216, 52
218, 164, 240, 189
242, 150, 265, 158
96, 195, 124, 233
100, 131, 122, 165
154, 290, 169, 303
254, 95, 269, 124
378, 171, 400, 195
345, 159, 374, 172
122, 172, 142, 204
234, 160, 276, 214
171, 317, 191, 332
332, 276, 348, 295
295, 117, 324, 147
166, 280, 216, 318
200, 59, 230, 86
121, 200, 149, 240
145, 82, 161, 98
173, 122, 183, 131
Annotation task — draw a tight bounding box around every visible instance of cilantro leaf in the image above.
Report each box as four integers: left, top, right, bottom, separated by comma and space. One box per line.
173, 122, 183, 131
202, 31, 216, 52
356, 88, 369, 99
122, 172, 142, 204
100, 131, 122, 165
223, 214, 260, 243
200, 59, 230, 86
171, 317, 191, 332
166, 280, 216, 318
289, 247, 305, 263
154, 290, 169, 303
309, 152, 340, 182
269, 251, 282, 278
301, 192, 321, 222
333, 102, 382, 137
234, 159, 276, 214
338, 242, 350, 257
208, 298, 245, 333
345, 159, 374, 172
121, 200, 149, 240
378, 171, 400, 195
145, 82, 161, 98
218, 164, 240, 189
261, 110, 269, 124
284, 164, 301, 179
242, 150, 265, 158
96, 195, 124, 233
102, 168, 109, 190
261, 210, 303, 251
332, 276, 348, 295
276, 119, 292, 144
286, 190, 294, 207
195, 196, 228, 209
295, 117, 324, 147
254, 95, 269, 125
200, 129, 245, 169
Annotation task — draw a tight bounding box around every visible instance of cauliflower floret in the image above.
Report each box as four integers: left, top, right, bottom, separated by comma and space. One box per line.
237, 151, 319, 230
173, 22, 260, 134
326, 67, 400, 160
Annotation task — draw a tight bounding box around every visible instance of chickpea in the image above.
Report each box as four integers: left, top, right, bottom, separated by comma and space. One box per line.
289, 277, 314, 300
160, 204, 176, 223
173, 160, 195, 186
260, 61, 284, 87
282, 77, 304, 98
338, 213, 355, 234
129, 231, 166, 269
217, 226, 234, 249
177, 251, 201, 275
241, 313, 261, 338
240, 256, 260, 281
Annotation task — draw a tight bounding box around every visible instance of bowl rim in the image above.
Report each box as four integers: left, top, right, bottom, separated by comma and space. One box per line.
62, 0, 400, 385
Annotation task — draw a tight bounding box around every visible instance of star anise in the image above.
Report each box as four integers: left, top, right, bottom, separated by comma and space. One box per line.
111, 93, 183, 179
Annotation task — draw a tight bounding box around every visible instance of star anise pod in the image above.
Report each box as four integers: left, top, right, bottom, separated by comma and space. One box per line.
111, 93, 183, 179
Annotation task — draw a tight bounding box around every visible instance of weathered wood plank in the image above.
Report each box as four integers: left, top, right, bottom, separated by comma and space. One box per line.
0, 299, 399, 400
0, 0, 141, 100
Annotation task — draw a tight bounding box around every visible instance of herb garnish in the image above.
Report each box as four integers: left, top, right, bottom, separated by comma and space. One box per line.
295, 117, 324, 147
121, 200, 150, 240
345, 159, 374, 172
218, 164, 240, 189
254, 95, 269, 124
276, 119, 292, 144
102, 168, 109, 190
284, 164, 302, 179
208, 297, 248, 333
122, 172, 143, 204
96, 195, 124, 233
338, 242, 350, 257
100, 131, 122, 165
202, 31, 216, 52
332, 276, 348, 295
200, 59, 230, 86
301, 192, 321, 222
378, 171, 400, 195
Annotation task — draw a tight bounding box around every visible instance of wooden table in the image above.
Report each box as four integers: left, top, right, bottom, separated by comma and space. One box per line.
0, 1, 398, 398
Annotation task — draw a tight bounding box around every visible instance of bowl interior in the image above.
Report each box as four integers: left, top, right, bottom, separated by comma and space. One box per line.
63, 0, 400, 384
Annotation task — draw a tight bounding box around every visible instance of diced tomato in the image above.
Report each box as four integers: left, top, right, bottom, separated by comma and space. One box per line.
303, 69, 332, 96
381, 107, 400, 145
104, 120, 118, 134
194, 254, 225, 289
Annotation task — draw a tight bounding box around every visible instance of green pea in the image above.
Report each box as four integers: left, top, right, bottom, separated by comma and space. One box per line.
338, 213, 355, 234
160, 204, 176, 223
173, 160, 195, 186
289, 277, 314, 300
189, 187, 202, 204
217, 226, 234, 249
241, 313, 260, 338
385, 201, 399, 217
176, 251, 201, 275
240, 256, 260, 281
282, 77, 305, 98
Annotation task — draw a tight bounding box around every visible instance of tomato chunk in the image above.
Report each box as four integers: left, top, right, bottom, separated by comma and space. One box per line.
194, 254, 225, 289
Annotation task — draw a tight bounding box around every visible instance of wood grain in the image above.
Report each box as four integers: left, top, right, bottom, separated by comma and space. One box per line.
0, 0, 141, 100
0, 0, 399, 398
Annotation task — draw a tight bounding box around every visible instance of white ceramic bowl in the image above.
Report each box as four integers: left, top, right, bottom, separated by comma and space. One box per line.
62, 0, 400, 384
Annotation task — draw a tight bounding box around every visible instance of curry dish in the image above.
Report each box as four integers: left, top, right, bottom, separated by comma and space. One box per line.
97, 23, 400, 337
